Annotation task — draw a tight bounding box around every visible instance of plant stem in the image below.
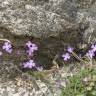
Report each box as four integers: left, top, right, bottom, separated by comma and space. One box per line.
72, 52, 87, 65
0, 39, 11, 42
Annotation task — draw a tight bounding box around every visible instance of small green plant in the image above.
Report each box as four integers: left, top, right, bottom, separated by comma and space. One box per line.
61, 68, 96, 96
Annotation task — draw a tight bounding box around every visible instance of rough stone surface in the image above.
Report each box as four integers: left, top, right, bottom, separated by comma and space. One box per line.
0, 0, 96, 43
0, 62, 77, 96
0, 0, 76, 38
0, 0, 95, 44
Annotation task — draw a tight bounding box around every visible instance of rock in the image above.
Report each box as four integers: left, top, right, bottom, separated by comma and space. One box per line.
0, 0, 96, 44
0, 0, 96, 70
0, 0, 75, 38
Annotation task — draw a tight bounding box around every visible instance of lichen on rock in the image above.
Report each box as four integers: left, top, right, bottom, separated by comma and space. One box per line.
0, 0, 96, 45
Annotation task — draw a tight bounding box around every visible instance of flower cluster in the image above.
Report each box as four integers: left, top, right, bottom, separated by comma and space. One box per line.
2, 41, 38, 56
1, 39, 96, 70
62, 43, 96, 62
26, 41, 38, 56
0, 40, 42, 71
62, 46, 73, 61
86, 43, 96, 59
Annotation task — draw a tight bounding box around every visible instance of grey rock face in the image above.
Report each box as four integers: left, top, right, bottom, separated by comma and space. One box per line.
0, 0, 78, 38
0, 0, 96, 43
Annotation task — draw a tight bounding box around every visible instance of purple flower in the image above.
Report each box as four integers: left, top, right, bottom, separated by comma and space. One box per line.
26, 41, 38, 50
91, 44, 96, 52
23, 59, 36, 69
30, 43, 38, 51
26, 41, 33, 48
2, 42, 12, 53
86, 50, 95, 58
26, 41, 38, 56
62, 53, 71, 61
67, 46, 73, 53
27, 49, 34, 56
